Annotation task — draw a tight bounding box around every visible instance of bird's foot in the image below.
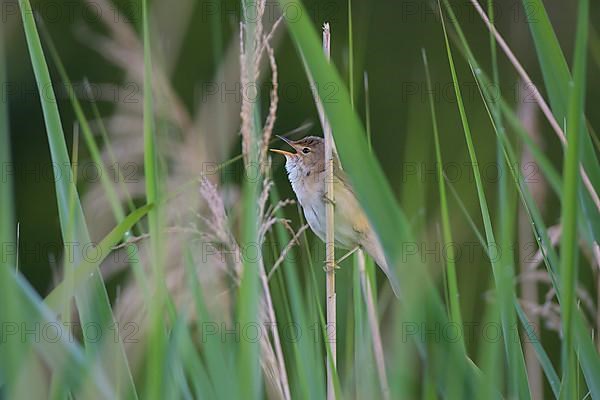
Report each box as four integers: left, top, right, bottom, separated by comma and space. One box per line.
322, 194, 336, 206
322, 261, 340, 272
336, 246, 360, 265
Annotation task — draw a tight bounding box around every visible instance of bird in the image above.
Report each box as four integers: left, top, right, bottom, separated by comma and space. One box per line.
271, 135, 401, 298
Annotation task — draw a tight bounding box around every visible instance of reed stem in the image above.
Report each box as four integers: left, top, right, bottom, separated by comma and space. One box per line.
322, 22, 337, 400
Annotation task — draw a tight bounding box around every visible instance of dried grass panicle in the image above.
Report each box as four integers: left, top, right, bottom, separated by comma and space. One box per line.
199, 178, 234, 244
239, 2, 292, 397
239, 23, 252, 166
73, 0, 290, 397
81, 0, 192, 132
239, 1, 281, 171
199, 176, 293, 400
198, 178, 244, 283
261, 37, 279, 168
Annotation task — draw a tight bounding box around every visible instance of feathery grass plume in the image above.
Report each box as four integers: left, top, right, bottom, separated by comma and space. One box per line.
53, 4, 291, 397
239, 1, 290, 397
64, 0, 281, 385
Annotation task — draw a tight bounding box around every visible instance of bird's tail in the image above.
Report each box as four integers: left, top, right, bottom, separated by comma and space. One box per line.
361, 234, 401, 299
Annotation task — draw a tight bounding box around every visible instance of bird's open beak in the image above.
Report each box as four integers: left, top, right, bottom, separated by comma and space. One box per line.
270, 148, 294, 156
270, 135, 296, 157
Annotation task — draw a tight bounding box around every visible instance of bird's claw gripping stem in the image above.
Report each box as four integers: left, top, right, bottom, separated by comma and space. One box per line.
323, 261, 340, 272
322, 194, 335, 206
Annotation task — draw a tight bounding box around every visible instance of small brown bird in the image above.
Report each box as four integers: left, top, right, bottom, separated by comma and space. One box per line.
271, 135, 400, 297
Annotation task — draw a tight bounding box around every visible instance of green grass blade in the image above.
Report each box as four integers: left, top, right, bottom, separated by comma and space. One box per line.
515, 302, 560, 397
441, 1, 600, 394
486, 1, 523, 393
0, 269, 115, 399
0, 24, 19, 395
477, 294, 503, 400
17, 1, 137, 396
140, 0, 169, 397
0, 17, 13, 270
348, 0, 355, 108
44, 204, 152, 311
40, 27, 126, 224
520, 0, 600, 248
142, 0, 160, 227
471, 44, 600, 400
438, 5, 530, 398
422, 48, 463, 330
558, 0, 588, 397
445, 144, 561, 398
238, 7, 264, 398
183, 246, 237, 399
455, 2, 600, 395
17, 1, 87, 244
446, 121, 562, 398
269, 186, 324, 398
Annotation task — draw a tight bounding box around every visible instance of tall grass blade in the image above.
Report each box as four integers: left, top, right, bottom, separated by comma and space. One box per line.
44, 204, 153, 311
558, 0, 588, 397
0, 14, 13, 270
0, 268, 115, 399
438, 4, 530, 398
470, 67, 562, 398
40, 27, 126, 224
441, 1, 600, 394
422, 48, 463, 330
269, 186, 325, 398
515, 303, 560, 397
238, 3, 264, 397
0, 24, 20, 396
17, 1, 137, 396
517, 0, 600, 243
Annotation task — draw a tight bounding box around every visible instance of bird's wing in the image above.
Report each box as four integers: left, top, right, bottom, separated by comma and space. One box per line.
333, 156, 356, 195
360, 232, 402, 299
332, 155, 401, 297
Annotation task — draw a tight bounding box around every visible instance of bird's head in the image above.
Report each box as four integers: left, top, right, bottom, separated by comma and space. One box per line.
271, 135, 325, 180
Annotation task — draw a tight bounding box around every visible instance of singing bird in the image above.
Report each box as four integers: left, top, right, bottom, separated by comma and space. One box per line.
271, 135, 401, 298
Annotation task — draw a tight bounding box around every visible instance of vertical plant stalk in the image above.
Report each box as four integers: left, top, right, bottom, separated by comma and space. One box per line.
141, 0, 168, 398
348, 0, 354, 108
358, 250, 390, 400
516, 88, 544, 399
322, 22, 337, 400
422, 49, 463, 331
363, 73, 372, 151
239, 2, 291, 398
596, 242, 600, 351
559, 0, 588, 396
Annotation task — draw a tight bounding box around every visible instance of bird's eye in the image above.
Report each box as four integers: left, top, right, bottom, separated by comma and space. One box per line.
302, 147, 310, 154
